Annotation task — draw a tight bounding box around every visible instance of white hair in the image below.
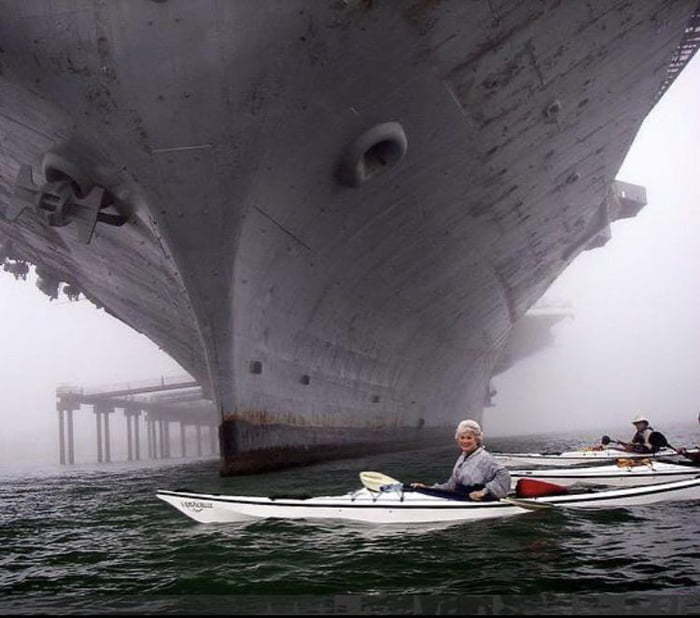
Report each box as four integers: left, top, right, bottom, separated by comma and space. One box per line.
454, 419, 483, 444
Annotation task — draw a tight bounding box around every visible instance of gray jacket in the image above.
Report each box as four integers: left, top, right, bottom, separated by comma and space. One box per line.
433, 447, 511, 498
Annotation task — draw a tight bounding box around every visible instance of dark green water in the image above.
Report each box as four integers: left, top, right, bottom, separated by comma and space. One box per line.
1, 427, 698, 614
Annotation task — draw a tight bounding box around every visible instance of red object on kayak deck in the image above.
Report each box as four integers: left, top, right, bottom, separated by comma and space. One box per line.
516, 478, 569, 498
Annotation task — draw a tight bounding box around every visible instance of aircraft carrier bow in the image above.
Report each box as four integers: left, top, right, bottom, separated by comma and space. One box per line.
1, 1, 698, 474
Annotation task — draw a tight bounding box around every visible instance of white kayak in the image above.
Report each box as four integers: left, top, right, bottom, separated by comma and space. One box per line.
510, 461, 700, 488
156, 477, 700, 525
493, 447, 690, 467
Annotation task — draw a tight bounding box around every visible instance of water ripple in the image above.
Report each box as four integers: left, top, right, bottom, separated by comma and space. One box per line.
1, 432, 699, 612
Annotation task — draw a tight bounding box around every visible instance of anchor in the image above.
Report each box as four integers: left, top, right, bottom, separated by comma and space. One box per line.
7, 163, 128, 244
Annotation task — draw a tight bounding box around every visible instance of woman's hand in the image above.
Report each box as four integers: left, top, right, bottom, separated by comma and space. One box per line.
469, 489, 488, 501
410, 482, 428, 489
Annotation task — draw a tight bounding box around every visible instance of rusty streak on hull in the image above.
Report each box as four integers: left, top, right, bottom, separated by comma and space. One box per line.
220, 418, 447, 476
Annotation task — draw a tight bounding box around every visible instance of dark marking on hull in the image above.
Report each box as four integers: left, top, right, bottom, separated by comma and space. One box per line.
219, 418, 448, 476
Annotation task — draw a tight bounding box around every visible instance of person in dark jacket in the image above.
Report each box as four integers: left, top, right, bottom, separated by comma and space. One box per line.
626, 415, 656, 453
613, 415, 667, 454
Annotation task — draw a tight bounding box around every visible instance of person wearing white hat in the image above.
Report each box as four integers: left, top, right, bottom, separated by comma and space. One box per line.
410, 419, 510, 501
605, 415, 670, 454
625, 415, 655, 453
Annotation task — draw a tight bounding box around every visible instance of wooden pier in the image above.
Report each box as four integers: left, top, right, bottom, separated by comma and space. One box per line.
55, 375, 219, 465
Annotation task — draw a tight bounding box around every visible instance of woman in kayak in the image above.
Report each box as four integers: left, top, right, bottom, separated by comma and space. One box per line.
411, 420, 511, 501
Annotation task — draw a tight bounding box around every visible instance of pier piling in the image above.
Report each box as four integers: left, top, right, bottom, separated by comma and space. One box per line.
58, 410, 66, 465
126, 412, 133, 461
57, 403, 77, 465
134, 411, 141, 461
95, 407, 103, 463
104, 407, 112, 463
164, 421, 171, 458
56, 377, 216, 464
66, 409, 74, 465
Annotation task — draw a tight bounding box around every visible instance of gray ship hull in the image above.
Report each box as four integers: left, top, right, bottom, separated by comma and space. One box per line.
0, 1, 697, 474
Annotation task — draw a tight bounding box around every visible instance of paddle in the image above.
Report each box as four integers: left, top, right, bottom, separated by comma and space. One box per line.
601, 435, 626, 448
647, 433, 700, 463
602, 433, 685, 455
649, 432, 680, 453
499, 496, 554, 510
359, 471, 554, 511
601, 435, 651, 452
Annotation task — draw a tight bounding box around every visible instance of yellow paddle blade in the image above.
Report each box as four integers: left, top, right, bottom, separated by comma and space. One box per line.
359, 471, 400, 492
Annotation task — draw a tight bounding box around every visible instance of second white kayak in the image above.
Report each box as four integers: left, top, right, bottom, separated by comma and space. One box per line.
510, 461, 699, 488
493, 447, 689, 467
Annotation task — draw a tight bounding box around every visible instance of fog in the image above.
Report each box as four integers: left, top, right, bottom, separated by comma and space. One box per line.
488, 53, 700, 438
2, 55, 699, 465
0, 282, 183, 464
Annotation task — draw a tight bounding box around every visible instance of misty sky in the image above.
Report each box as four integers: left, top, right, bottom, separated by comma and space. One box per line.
2, 54, 700, 464
489, 52, 700, 437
